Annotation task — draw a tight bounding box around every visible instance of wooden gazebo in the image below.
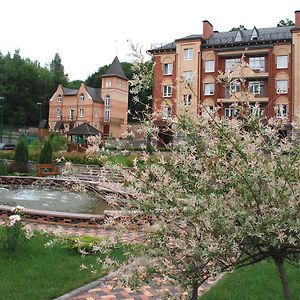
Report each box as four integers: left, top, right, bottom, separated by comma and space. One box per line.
65, 122, 100, 152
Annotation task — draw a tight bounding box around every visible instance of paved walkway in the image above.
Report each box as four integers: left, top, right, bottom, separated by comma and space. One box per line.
18, 222, 220, 299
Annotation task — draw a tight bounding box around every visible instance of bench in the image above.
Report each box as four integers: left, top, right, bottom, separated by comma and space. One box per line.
36, 164, 59, 177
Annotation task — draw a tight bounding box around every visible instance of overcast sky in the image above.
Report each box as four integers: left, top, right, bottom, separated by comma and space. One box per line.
1, 0, 299, 81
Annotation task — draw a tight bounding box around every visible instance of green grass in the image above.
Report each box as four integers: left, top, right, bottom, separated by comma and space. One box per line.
201, 260, 300, 300
0, 231, 125, 300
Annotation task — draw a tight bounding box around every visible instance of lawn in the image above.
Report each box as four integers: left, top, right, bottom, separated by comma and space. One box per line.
0, 231, 124, 300
201, 260, 300, 300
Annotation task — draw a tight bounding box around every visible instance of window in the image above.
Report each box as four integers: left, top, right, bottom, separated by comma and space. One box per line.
104, 95, 110, 122
163, 85, 172, 97
249, 57, 265, 71
79, 108, 84, 117
250, 104, 264, 117
276, 104, 288, 117
225, 106, 240, 118
225, 81, 241, 98
183, 94, 192, 106
56, 109, 61, 118
235, 30, 243, 42
163, 63, 173, 75
204, 83, 215, 96
277, 55, 288, 69
79, 93, 84, 101
183, 71, 193, 81
276, 80, 288, 94
205, 60, 215, 73
57, 94, 62, 102
105, 80, 112, 88
225, 58, 241, 72
249, 81, 264, 96
202, 105, 214, 118
184, 48, 193, 60
70, 109, 75, 120
162, 105, 172, 119
250, 27, 259, 40
95, 109, 99, 118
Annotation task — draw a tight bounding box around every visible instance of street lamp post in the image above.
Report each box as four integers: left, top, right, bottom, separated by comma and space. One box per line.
37, 102, 42, 124
0, 97, 4, 143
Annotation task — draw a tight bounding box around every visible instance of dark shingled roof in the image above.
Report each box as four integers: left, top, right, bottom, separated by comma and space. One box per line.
54, 121, 65, 131
204, 26, 293, 47
102, 56, 127, 80
86, 86, 103, 103
149, 25, 294, 53
65, 122, 100, 136
62, 87, 78, 95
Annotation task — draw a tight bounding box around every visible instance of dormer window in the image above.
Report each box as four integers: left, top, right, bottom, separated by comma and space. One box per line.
251, 27, 259, 40
79, 93, 84, 101
235, 30, 243, 42
57, 94, 62, 102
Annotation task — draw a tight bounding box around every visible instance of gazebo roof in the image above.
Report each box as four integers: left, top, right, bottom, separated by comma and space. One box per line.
65, 123, 100, 136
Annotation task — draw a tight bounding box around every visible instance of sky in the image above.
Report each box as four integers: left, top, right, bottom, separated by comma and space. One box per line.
1, 0, 299, 81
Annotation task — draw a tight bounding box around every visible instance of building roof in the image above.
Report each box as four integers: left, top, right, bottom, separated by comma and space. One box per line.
54, 120, 65, 131
149, 25, 294, 53
65, 122, 100, 136
86, 86, 103, 103
102, 56, 127, 80
62, 87, 78, 96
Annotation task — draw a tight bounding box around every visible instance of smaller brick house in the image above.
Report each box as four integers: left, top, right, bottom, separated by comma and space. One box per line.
48, 57, 129, 138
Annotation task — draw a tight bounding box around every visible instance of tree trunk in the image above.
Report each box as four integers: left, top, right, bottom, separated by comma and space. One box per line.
273, 256, 292, 300
191, 282, 199, 300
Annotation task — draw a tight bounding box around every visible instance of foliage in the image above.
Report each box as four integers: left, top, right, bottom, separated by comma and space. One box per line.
0, 206, 33, 253
230, 24, 247, 31
277, 18, 295, 27
39, 139, 53, 164
48, 133, 67, 151
0, 160, 8, 175
13, 135, 29, 173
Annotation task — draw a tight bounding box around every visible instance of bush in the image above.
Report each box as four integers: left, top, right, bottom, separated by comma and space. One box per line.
14, 136, 29, 165
39, 140, 53, 164
0, 161, 8, 175
48, 133, 67, 152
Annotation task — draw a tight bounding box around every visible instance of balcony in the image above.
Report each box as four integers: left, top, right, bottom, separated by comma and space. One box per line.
218, 92, 268, 103
99, 117, 125, 125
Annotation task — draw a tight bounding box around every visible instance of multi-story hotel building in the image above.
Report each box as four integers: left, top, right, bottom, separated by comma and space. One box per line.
48, 57, 128, 138
149, 10, 300, 142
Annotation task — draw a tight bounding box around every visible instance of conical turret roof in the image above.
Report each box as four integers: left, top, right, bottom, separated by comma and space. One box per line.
102, 56, 127, 80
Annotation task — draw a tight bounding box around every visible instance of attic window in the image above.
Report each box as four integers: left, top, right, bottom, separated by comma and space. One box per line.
79, 93, 84, 101
57, 94, 62, 102
235, 30, 243, 42
251, 27, 259, 40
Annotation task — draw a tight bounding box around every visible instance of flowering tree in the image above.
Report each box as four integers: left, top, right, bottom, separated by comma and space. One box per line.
86, 50, 300, 300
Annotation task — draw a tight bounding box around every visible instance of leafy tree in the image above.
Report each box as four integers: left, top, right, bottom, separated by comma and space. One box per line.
277, 18, 295, 27
39, 139, 53, 164
230, 25, 247, 31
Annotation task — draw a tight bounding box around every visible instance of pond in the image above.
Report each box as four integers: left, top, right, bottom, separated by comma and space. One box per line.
0, 186, 111, 214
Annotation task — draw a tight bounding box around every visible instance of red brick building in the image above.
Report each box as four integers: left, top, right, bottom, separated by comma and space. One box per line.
149, 10, 300, 139
48, 57, 129, 138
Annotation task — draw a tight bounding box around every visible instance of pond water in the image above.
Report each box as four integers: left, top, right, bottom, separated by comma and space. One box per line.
0, 186, 111, 214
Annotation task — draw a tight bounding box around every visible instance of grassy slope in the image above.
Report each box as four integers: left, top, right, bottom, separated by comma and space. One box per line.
0, 232, 123, 300
201, 260, 300, 300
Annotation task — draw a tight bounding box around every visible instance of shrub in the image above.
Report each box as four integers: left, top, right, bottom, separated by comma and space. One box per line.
14, 136, 29, 165
48, 133, 67, 152
39, 140, 53, 164
0, 161, 8, 175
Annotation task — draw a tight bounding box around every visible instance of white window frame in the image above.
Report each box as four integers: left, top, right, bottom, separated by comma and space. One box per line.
204, 60, 215, 73
162, 105, 172, 119
183, 71, 193, 81
94, 108, 99, 118
225, 107, 240, 118
225, 58, 241, 72
57, 94, 62, 102
277, 55, 288, 69
249, 57, 265, 72
276, 104, 288, 117
276, 80, 288, 94
105, 80, 112, 88
204, 83, 215, 96
79, 108, 84, 117
163, 85, 172, 97
183, 94, 192, 106
225, 81, 241, 98
202, 105, 214, 118
79, 93, 84, 101
163, 63, 173, 75
104, 95, 110, 122
56, 109, 61, 118
249, 81, 264, 95
184, 48, 193, 60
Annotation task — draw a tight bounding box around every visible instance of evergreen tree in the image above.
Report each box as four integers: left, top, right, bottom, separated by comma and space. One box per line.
39, 139, 53, 164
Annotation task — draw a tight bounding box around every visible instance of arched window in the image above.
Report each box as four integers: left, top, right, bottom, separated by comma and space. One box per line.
79, 93, 84, 101
57, 94, 62, 102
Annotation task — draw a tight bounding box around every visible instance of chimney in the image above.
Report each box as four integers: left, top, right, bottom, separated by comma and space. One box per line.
203, 20, 214, 39
296, 10, 300, 26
